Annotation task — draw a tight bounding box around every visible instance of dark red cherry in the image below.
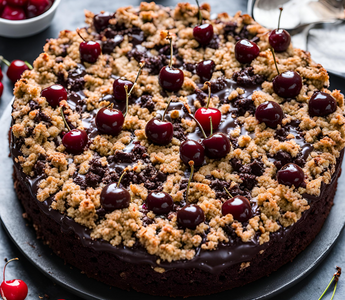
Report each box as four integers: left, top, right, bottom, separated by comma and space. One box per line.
79, 41, 101, 63
0, 259, 28, 300
202, 133, 230, 159
222, 196, 252, 222
194, 107, 221, 132
93, 12, 113, 33
308, 91, 337, 117
41, 84, 67, 107
235, 39, 260, 64
177, 204, 205, 229
26, 0, 52, 18
0, 82, 3, 98
6, 60, 29, 83
145, 118, 173, 146
0, 1, 7, 15
158, 66, 184, 92
62, 129, 88, 154
1, 5, 25, 20
277, 163, 304, 188
146, 192, 173, 215
196, 60, 215, 83
273, 71, 302, 98
95, 107, 124, 136
255, 101, 284, 128
193, 23, 214, 46
113, 78, 133, 102
100, 183, 130, 211
180, 140, 205, 167
7, 0, 27, 6
269, 29, 291, 52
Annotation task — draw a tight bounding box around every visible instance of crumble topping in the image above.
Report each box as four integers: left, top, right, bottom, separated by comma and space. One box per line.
11, 2, 345, 262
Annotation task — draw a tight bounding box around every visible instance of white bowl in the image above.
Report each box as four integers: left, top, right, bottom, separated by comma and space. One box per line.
0, 0, 61, 38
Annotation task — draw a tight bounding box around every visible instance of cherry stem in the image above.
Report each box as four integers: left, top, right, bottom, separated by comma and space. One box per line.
76, 28, 86, 42
205, 82, 211, 109
3, 258, 19, 282
25, 61, 33, 70
209, 116, 213, 136
186, 161, 194, 205
117, 170, 127, 188
128, 61, 145, 96
278, 7, 283, 31
224, 187, 233, 199
195, 0, 202, 25
162, 97, 172, 121
189, 112, 207, 139
318, 267, 342, 300
166, 32, 174, 68
270, 48, 280, 75
124, 85, 129, 118
60, 107, 71, 132
0, 56, 10, 67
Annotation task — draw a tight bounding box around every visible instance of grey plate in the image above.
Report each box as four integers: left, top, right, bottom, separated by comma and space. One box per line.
1, 72, 345, 300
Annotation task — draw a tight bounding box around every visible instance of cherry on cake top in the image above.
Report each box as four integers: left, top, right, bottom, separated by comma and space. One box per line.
235, 39, 260, 64
255, 101, 284, 128
277, 163, 305, 188
0, 0, 54, 20
308, 91, 337, 117
193, 0, 214, 46
77, 29, 101, 64
196, 60, 215, 83
221, 190, 252, 222
146, 192, 173, 215
41, 84, 67, 107
269, 7, 291, 53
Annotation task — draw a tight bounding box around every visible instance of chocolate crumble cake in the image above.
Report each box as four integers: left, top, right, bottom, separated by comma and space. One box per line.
10, 2, 345, 297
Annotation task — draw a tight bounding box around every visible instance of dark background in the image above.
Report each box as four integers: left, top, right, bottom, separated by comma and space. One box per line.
1, 0, 344, 299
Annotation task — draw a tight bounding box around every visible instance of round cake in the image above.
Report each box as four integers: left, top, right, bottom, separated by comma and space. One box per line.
10, 2, 345, 297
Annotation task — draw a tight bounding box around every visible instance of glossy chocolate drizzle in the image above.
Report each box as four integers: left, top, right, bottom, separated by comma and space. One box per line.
12, 63, 330, 275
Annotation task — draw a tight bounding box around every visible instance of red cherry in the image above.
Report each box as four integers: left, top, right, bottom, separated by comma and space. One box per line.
196, 60, 215, 83
79, 41, 101, 63
0, 82, 3, 98
95, 106, 124, 136
255, 101, 284, 128
273, 71, 302, 98
193, 23, 214, 46
0, 259, 28, 300
222, 195, 252, 222
177, 204, 205, 229
26, 0, 52, 18
145, 118, 173, 146
180, 139, 205, 167
6, 60, 29, 83
268, 8, 291, 53
93, 12, 113, 33
308, 91, 337, 117
62, 129, 88, 155
202, 133, 230, 159
1, 5, 25, 20
195, 107, 221, 132
100, 182, 130, 211
158, 66, 184, 92
277, 163, 304, 188
0, 66, 3, 81
235, 39, 260, 64
113, 78, 133, 102
7, 0, 28, 6
146, 192, 173, 215
0, 1, 7, 14
41, 84, 67, 107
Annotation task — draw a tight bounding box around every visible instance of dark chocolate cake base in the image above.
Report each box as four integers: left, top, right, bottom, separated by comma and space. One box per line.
13, 157, 342, 297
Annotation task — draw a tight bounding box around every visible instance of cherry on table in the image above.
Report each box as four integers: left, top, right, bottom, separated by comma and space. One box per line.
1, 5, 25, 20
0, 82, 3, 98
113, 78, 133, 102
5, 59, 31, 83
177, 204, 205, 229
203, 133, 230, 159
235, 39, 260, 64
308, 91, 337, 117
41, 84, 67, 107
255, 101, 284, 128
62, 129, 88, 155
269, 8, 291, 53
277, 163, 304, 188
146, 192, 173, 215
95, 106, 124, 136
196, 60, 215, 83
26, 0, 52, 18
93, 12, 113, 33
0, 258, 28, 300
222, 195, 252, 222
180, 139, 205, 167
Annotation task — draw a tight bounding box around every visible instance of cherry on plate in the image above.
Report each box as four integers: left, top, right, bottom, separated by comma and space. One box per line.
222, 195, 252, 222
95, 106, 124, 136
101, 182, 131, 211
255, 101, 283, 128
146, 192, 173, 215
177, 204, 205, 229
62, 129, 88, 155
277, 163, 304, 188
235, 39, 260, 64
41, 84, 67, 107
1, 5, 25, 20
308, 91, 337, 117
180, 139, 205, 167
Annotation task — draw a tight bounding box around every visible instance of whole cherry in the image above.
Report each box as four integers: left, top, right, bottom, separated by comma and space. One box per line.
113, 78, 133, 102
193, 0, 214, 46
77, 29, 101, 64
0, 56, 32, 83
196, 60, 215, 83
255, 101, 284, 128
194, 82, 221, 132
235, 39, 260, 64
146, 191, 173, 215
308, 91, 337, 117
177, 161, 205, 229
1, 5, 25, 20
7, 0, 28, 6
277, 163, 304, 188
158, 32, 184, 92
271, 48, 302, 98
61, 107, 88, 154
145, 97, 174, 145
0, 82, 3, 98
0, 0, 6, 14
0, 258, 28, 300
41, 84, 67, 107
180, 139, 205, 167
93, 12, 113, 33
269, 8, 291, 53
100, 170, 131, 211
0, 66, 3, 81
26, 0, 52, 18
222, 187, 252, 222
